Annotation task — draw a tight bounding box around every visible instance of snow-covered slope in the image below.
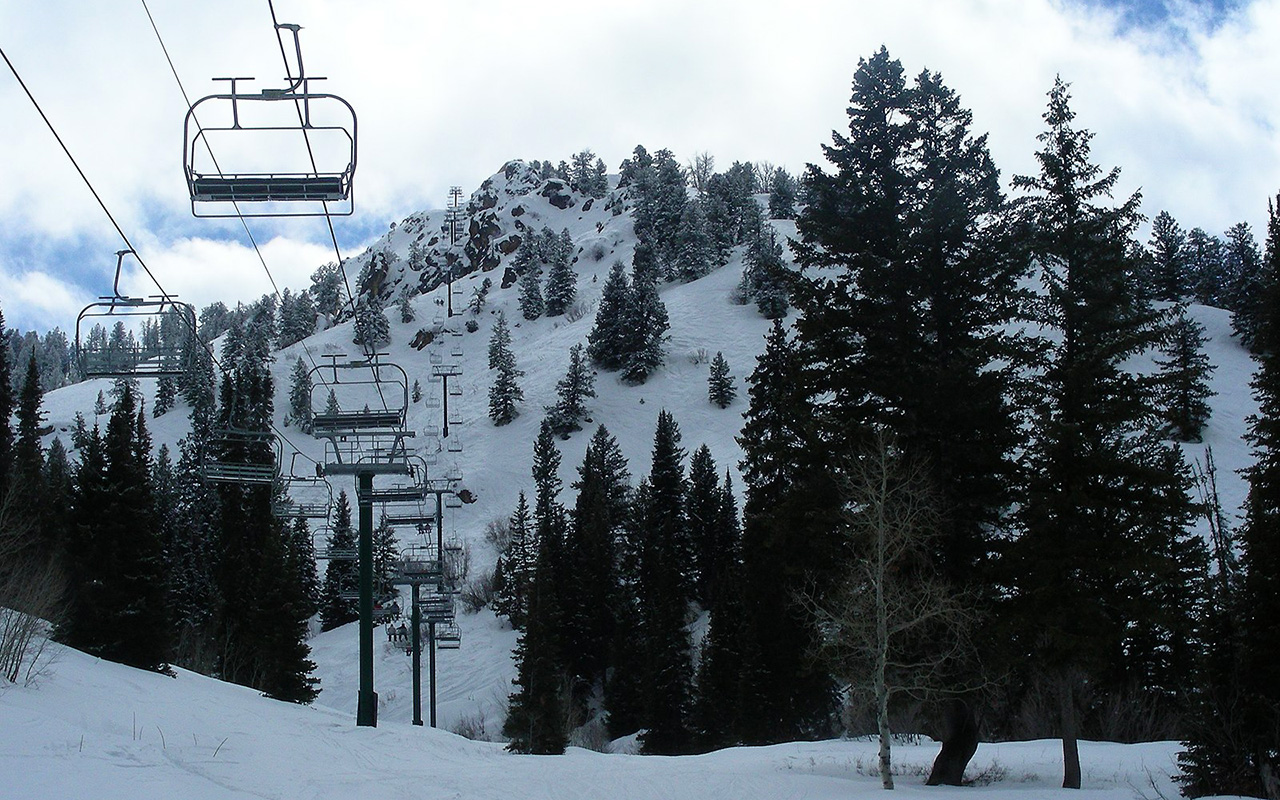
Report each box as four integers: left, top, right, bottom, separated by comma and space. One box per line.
0, 636, 1190, 799
16, 161, 1263, 797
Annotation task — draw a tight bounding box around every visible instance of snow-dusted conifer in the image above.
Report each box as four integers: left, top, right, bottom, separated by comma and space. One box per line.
587, 261, 631, 370
707, 351, 736, 408
518, 268, 544, 320
545, 344, 595, 436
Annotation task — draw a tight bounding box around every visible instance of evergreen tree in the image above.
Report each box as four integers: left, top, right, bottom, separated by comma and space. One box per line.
289, 516, 320, 619
488, 314, 525, 427
488, 312, 512, 371
620, 256, 670, 384
544, 256, 577, 318
768, 167, 798, 219
12, 353, 45, 539
1155, 311, 1216, 442
519, 267, 544, 320
61, 385, 171, 672
373, 512, 399, 601
168, 428, 221, 671
673, 201, 717, 282
545, 344, 595, 436
412, 379, 422, 404
505, 425, 571, 753
1004, 78, 1204, 788
397, 288, 416, 324
793, 51, 1023, 590
287, 357, 314, 433
562, 426, 630, 692
503, 504, 569, 754
739, 221, 790, 319
707, 351, 736, 408
586, 261, 632, 370
41, 437, 73, 570
352, 294, 391, 351
153, 374, 177, 418
1145, 210, 1190, 301
320, 490, 359, 631
633, 411, 694, 754
494, 491, 534, 628
1223, 221, 1265, 349
1186, 227, 1227, 307
736, 320, 839, 742
1233, 192, 1280, 794
686, 445, 723, 608
470, 278, 493, 315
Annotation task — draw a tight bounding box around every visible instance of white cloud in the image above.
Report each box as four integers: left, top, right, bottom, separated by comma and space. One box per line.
0, 263, 93, 334
3, 0, 1278, 329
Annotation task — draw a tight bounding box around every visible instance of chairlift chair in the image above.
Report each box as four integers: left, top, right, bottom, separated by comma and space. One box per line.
202, 426, 280, 485
309, 354, 410, 436
436, 621, 462, 649
313, 526, 356, 560
183, 25, 356, 218
75, 250, 197, 379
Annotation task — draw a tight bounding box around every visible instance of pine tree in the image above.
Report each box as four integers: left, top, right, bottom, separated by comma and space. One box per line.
562, 425, 630, 692
1232, 192, 1280, 794
736, 320, 839, 742
545, 344, 595, 436
470, 278, 493, 315
494, 491, 534, 627
1145, 211, 1190, 302
686, 445, 723, 608
287, 357, 314, 433
1225, 221, 1266, 351
488, 314, 525, 426
1155, 311, 1216, 442
620, 258, 670, 384
12, 352, 45, 541
288, 516, 320, 620
168, 429, 221, 671
519, 267, 544, 320
673, 201, 716, 282
503, 505, 569, 754
739, 222, 790, 319
505, 424, 571, 753
707, 351, 736, 408
412, 379, 422, 404
397, 288, 416, 324
544, 241, 577, 317
320, 490, 359, 631
1186, 227, 1227, 307
1004, 77, 1204, 789
633, 411, 695, 754
488, 311, 512, 371
153, 374, 177, 418
586, 261, 632, 370
61, 385, 171, 672
768, 167, 798, 219
373, 512, 399, 601
352, 294, 391, 351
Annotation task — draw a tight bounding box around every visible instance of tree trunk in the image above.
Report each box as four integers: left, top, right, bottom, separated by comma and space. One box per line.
926, 698, 980, 786
1060, 678, 1081, 789
878, 681, 894, 790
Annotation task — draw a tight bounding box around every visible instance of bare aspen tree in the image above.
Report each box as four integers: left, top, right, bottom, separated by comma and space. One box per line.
807, 428, 974, 790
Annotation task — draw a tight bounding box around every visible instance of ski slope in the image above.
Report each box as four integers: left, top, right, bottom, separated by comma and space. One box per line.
10, 163, 1263, 799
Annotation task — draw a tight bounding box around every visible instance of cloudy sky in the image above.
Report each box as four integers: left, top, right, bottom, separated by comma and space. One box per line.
2, 0, 1277, 335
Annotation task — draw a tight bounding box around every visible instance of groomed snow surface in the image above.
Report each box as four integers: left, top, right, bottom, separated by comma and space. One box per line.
1, 637, 1199, 800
